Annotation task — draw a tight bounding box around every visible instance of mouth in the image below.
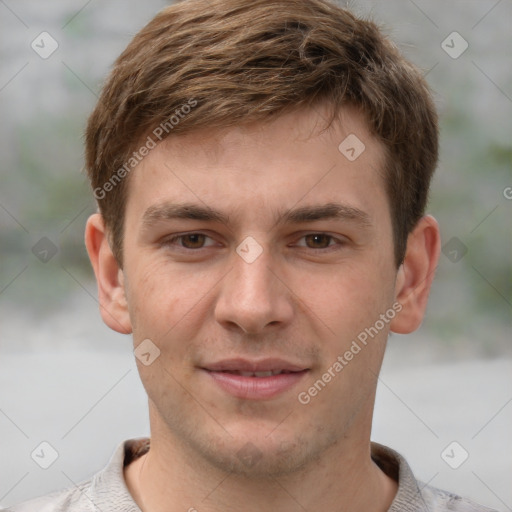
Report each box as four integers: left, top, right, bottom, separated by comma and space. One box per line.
217, 369, 299, 377
200, 358, 310, 400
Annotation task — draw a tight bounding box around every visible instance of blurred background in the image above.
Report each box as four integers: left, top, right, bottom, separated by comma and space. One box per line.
0, 0, 511, 509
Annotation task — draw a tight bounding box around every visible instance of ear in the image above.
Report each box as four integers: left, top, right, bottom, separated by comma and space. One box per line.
390, 215, 440, 334
85, 213, 132, 334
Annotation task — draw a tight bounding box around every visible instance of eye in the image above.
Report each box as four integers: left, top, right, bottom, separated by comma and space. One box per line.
164, 233, 216, 250
295, 234, 342, 250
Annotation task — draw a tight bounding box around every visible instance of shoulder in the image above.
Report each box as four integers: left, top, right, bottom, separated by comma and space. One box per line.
419, 483, 498, 512
371, 443, 498, 512
3, 481, 93, 512
3, 438, 148, 512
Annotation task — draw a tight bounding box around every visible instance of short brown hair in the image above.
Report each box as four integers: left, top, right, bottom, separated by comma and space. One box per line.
85, 0, 438, 267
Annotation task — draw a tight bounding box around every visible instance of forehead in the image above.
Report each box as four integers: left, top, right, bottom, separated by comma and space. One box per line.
125, 105, 388, 226
152, 104, 379, 169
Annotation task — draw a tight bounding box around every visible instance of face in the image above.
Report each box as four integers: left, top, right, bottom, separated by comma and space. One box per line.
117, 105, 401, 477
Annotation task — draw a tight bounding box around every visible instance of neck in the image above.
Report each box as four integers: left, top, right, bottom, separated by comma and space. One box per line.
124, 429, 397, 512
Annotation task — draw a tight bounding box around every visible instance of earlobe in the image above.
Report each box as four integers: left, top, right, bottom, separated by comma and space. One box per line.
85, 213, 132, 334
390, 215, 441, 334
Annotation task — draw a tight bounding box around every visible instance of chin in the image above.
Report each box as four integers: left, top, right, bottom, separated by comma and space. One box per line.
191, 426, 334, 479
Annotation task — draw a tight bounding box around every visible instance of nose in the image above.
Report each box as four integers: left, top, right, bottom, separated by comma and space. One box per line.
214, 245, 294, 335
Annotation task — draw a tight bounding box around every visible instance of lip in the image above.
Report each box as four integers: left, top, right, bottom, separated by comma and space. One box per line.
201, 358, 309, 400
202, 358, 308, 373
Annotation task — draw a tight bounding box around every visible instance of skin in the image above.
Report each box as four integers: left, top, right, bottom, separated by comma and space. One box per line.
85, 104, 440, 512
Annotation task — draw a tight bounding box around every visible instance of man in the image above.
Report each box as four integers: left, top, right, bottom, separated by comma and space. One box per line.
6, 0, 496, 510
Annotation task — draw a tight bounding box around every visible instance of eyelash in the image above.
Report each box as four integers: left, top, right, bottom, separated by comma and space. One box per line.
162, 232, 345, 252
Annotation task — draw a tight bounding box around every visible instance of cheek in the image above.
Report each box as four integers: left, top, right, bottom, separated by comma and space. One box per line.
125, 258, 220, 345
124, 262, 158, 333
124, 259, 176, 340
297, 259, 393, 331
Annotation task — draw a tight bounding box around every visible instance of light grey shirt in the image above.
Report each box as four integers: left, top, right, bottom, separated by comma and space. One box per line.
4, 438, 497, 512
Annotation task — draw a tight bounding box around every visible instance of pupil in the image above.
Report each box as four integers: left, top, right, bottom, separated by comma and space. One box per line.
308, 234, 329, 248
184, 234, 204, 248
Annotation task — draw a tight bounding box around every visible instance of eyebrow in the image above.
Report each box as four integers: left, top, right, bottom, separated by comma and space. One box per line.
278, 202, 372, 227
142, 203, 229, 226
141, 201, 372, 229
